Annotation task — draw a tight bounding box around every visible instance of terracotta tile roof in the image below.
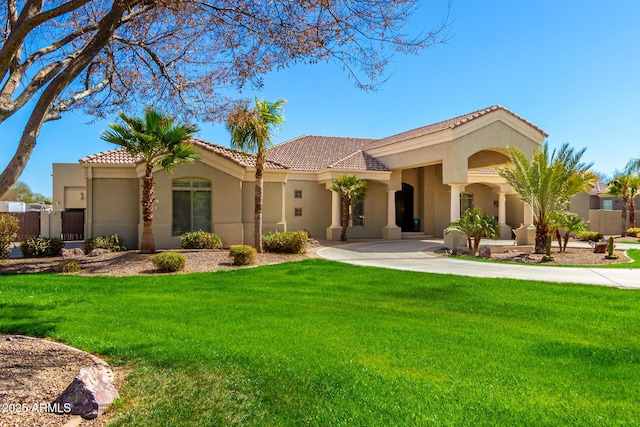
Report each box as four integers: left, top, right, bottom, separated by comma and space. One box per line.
266, 135, 386, 171
328, 150, 390, 171
366, 105, 548, 150
80, 139, 288, 170
80, 148, 139, 164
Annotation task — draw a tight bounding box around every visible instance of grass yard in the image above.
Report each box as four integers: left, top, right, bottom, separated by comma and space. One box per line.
1, 259, 639, 426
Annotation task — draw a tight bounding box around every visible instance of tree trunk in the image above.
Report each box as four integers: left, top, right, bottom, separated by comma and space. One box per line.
630, 198, 636, 229
140, 162, 156, 254
254, 151, 264, 253
555, 230, 563, 253
534, 222, 548, 254
473, 235, 481, 256
563, 233, 570, 252
621, 196, 628, 237
340, 196, 350, 241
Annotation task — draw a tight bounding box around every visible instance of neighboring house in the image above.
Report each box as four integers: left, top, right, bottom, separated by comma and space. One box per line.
53, 105, 551, 249
570, 182, 640, 235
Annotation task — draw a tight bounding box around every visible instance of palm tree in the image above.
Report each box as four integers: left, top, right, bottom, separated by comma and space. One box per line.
329, 174, 367, 241
497, 142, 597, 254
101, 108, 199, 253
548, 211, 588, 252
226, 98, 286, 253
606, 171, 633, 236
445, 208, 498, 256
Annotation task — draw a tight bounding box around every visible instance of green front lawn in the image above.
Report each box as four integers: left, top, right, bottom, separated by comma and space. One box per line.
1, 259, 639, 426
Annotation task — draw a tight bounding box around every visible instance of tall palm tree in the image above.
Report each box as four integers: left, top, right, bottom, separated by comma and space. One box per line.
329, 174, 367, 241
226, 98, 286, 253
101, 108, 199, 253
497, 142, 596, 254
628, 175, 639, 229
606, 171, 633, 236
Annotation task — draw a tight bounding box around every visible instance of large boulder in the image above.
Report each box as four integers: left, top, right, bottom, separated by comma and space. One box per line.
54, 366, 119, 420
61, 248, 84, 259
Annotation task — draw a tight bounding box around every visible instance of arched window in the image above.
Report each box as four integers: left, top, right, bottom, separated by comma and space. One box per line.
172, 178, 211, 235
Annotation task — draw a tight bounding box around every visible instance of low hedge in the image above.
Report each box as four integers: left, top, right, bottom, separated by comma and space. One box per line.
577, 231, 603, 242
20, 237, 64, 258
262, 230, 308, 254
152, 252, 186, 273
0, 214, 19, 259
180, 230, 223, 250
85, 234, 126, 253
230, 245, 256, 266
627, 227, 640, 238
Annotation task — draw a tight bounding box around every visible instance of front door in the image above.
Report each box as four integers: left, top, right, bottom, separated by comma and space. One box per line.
395, 183, 415, 232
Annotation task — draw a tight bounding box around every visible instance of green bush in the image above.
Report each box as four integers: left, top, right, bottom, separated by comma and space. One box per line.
262, 230, 308, 254
58, 260, 81, 273
20, 237, 64, 258
627, 227, 640, 238
229, 245, 256, 266
85, 234, 126, 252
577, 231, 603, 242
152, 252, 186, 273
180, 230, 223, 249
0, 214, 19, 259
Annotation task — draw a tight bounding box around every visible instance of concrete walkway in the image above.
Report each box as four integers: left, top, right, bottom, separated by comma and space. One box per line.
317, 240, 640, 289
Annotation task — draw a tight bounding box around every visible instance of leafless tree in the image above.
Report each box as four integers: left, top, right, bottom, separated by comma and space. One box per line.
0, 0, 449, 197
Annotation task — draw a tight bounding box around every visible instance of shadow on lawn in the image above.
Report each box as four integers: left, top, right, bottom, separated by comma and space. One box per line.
0, 302, 60, 337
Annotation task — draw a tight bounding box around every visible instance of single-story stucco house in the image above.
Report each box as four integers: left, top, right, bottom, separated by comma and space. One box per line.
50, 105, 637, 249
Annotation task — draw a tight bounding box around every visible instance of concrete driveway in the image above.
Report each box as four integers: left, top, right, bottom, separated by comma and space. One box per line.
317, 240, 640, 289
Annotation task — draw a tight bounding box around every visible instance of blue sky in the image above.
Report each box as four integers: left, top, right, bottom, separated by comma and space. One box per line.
3, 0, 640, 197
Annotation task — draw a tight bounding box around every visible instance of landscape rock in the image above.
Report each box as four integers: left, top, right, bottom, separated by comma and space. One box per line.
87, 248, 109, 257
61, 248, 85, 259
593, 243, 607, 254
53, 366, 119, 420
478, 245, 491, 258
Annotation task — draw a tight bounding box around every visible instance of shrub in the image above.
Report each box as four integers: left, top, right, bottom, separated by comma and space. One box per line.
577, 231, 603, 242
0, 214, 19, 259
58, 260, 81, 273
85, 234, 126, 253
262, 230, 308, 254
20, 237, 64, 258
152, 252, 186, 273
626, 227, 640, 238
180, 230, 223, 250
229, 245, 256, 266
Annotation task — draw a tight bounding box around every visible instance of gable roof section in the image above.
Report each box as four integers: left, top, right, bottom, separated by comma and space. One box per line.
266, 135, 388, 171
80, 139, 288, 170
366, 105, 548, 150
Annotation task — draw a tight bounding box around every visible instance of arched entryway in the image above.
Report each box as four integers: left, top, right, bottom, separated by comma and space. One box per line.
395, 183, 415, 232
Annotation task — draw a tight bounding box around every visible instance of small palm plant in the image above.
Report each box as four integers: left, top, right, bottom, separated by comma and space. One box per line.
548, 211, 588, 253
101, 108, 199, 253
445, 208, 498, 256
329, 174, 366, 241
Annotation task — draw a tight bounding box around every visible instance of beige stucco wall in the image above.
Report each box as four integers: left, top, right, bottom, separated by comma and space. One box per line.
421, 164, 450, 237
284, 180, 331, 238
90, 178, 139, 248
569, 193, 590, 222
340, 180, 387, 239
242, 180, 286, 246
464, 183, 497, 218
152, 161, 245, 249
506, 194, 525, 228
448, 121, 539, 183
52, 163, 86, 210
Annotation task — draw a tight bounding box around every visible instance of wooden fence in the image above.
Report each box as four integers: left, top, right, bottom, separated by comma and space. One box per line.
61, 210, 84, 241
8, 212, 41, 241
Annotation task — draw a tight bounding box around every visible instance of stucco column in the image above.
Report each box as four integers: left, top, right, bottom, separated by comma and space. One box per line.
386, 190, 396, 227
516, 203, 536, 245
497, 192, 511, 239
523, 203, 534, 226
331, 190, 341, 227
383, 189, 401, 240
449, 184, 461, 222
